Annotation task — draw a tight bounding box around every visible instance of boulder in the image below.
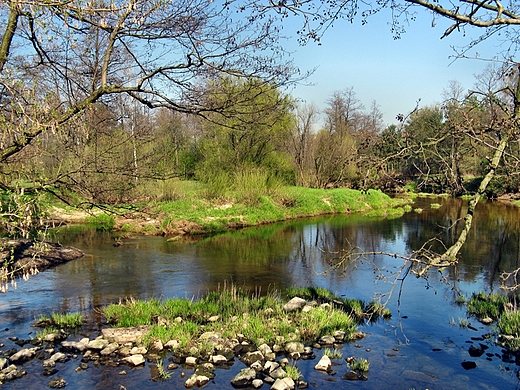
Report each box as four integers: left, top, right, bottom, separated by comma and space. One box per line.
285, 342, 304, 354
101, 326, 151, 344
231, 367, 257, 387
100, 343, 119, 356
283, 297, 306, 312
319, 335, 335, 345
122, 354, 145, 366
9, 347, 39, 363
242, 351, 264, 365
271, 378, 291, 390
61, 341, 87, 352
87, 339, 109, 350
314, 355, 331, 372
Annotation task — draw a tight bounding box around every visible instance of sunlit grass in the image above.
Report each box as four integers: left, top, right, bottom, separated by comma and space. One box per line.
100, 286, 381, 355
36, 311, 83, 328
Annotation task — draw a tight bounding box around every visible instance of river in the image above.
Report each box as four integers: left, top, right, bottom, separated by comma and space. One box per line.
2, 196, 520, 389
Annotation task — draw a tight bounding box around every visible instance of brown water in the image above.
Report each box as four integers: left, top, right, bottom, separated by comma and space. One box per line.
2, 197, 520, 389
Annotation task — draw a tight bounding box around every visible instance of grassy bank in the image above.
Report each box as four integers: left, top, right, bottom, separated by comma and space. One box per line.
124, 180, 411, 236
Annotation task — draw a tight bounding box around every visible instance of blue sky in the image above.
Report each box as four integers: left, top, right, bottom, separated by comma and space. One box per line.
282, 7, 508, 127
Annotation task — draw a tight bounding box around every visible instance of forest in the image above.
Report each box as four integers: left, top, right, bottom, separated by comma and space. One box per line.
1, 0, 520, 241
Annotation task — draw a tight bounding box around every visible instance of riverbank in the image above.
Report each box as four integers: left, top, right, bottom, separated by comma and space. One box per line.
50, 184, 412, 238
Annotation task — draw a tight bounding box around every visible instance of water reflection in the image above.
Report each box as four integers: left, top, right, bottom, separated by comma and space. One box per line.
2, 197, 520, 389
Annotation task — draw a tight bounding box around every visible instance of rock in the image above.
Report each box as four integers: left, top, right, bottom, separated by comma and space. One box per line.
61, 341, 87, 352
122, 354, 145, 366
185, 356, 198, 366
264, 360, 280, 373
271, 378, 291, 390
468, 344, 484, 357
164, 340, 181, 349
258, 343, 272, 355
252, 378, 264, 388
480, 317, 493, 325
101, 326, 151, 344
461, 361, 477, 370
333, 331, 346, 341
43, 352, 66, 367
100, 343, 119, 356
210, 355, 228, 365
314, 355, 331, 372
130, 346, 147, 355
231, 367, 257, 387
251, 361, 263, 372
9, 347, 39, 363
149, 339, 163, 352
270, 367, 287, 379
243, 351, 264, 365
87, 339, 109, 350
285, 342, 304, 354
208, 315, 220, 322
185, 374, 210, 388
0, 358, 7, 370
319, 335, 336, 345
283, 297, 307, 312
48, 376, 67, 388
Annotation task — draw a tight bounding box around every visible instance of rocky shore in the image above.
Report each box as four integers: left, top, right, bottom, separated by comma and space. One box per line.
0, 297, 369, 389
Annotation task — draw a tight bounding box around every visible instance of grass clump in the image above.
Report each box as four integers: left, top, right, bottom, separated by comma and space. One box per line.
347, 357, 370, 373
285, 365, 301, 381
466, 291, 509, 320
430, 203, 441, 209
36, 312, 83, 328
323, 348, 343, 360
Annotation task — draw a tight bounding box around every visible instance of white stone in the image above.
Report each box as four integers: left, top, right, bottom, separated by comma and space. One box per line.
185, 356, 198, 365
271, 378, 291, 390
122, 354, 145, 366
314, 355, 331, 372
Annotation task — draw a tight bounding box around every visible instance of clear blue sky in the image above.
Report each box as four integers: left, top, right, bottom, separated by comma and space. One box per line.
282, 7, 508, 127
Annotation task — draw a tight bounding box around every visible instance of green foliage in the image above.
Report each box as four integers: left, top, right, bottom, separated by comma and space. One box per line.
0, 190, 47, 238
36, 311, 83, 328
466, 291, 508, 320
285, 365, 302, 381
348, 357, 370, 373
86, 213, 116, 232
323, 348, 343, 359
498, 311, 520, 337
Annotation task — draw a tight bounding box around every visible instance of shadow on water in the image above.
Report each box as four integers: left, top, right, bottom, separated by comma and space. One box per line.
2, 197, 520, 388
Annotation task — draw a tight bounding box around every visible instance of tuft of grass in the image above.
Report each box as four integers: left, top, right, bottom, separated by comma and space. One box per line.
466, 291, 508, 320
498, 310, 520, 337
36, 312, 83, 328
348, 357, 370, 373
323, 348, 343, 360
156, 359, 171, 380
285, 364, 301, 380
430, 203, 441, 209
458, 318, 469, 328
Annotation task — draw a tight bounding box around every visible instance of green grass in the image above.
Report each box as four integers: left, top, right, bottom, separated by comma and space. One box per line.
323, 348, 343, 359
36, 312, 83, 328
466, 292, 509, 320
86, 213, 116, 232
348, 357, 370, 373
498, 311, 520, 337
101, 286, 375, 355
146, 181, 409, 235
285, 365, 301, 380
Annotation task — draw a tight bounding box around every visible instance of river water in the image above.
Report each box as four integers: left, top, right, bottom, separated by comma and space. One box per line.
2, 197, 520, 389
